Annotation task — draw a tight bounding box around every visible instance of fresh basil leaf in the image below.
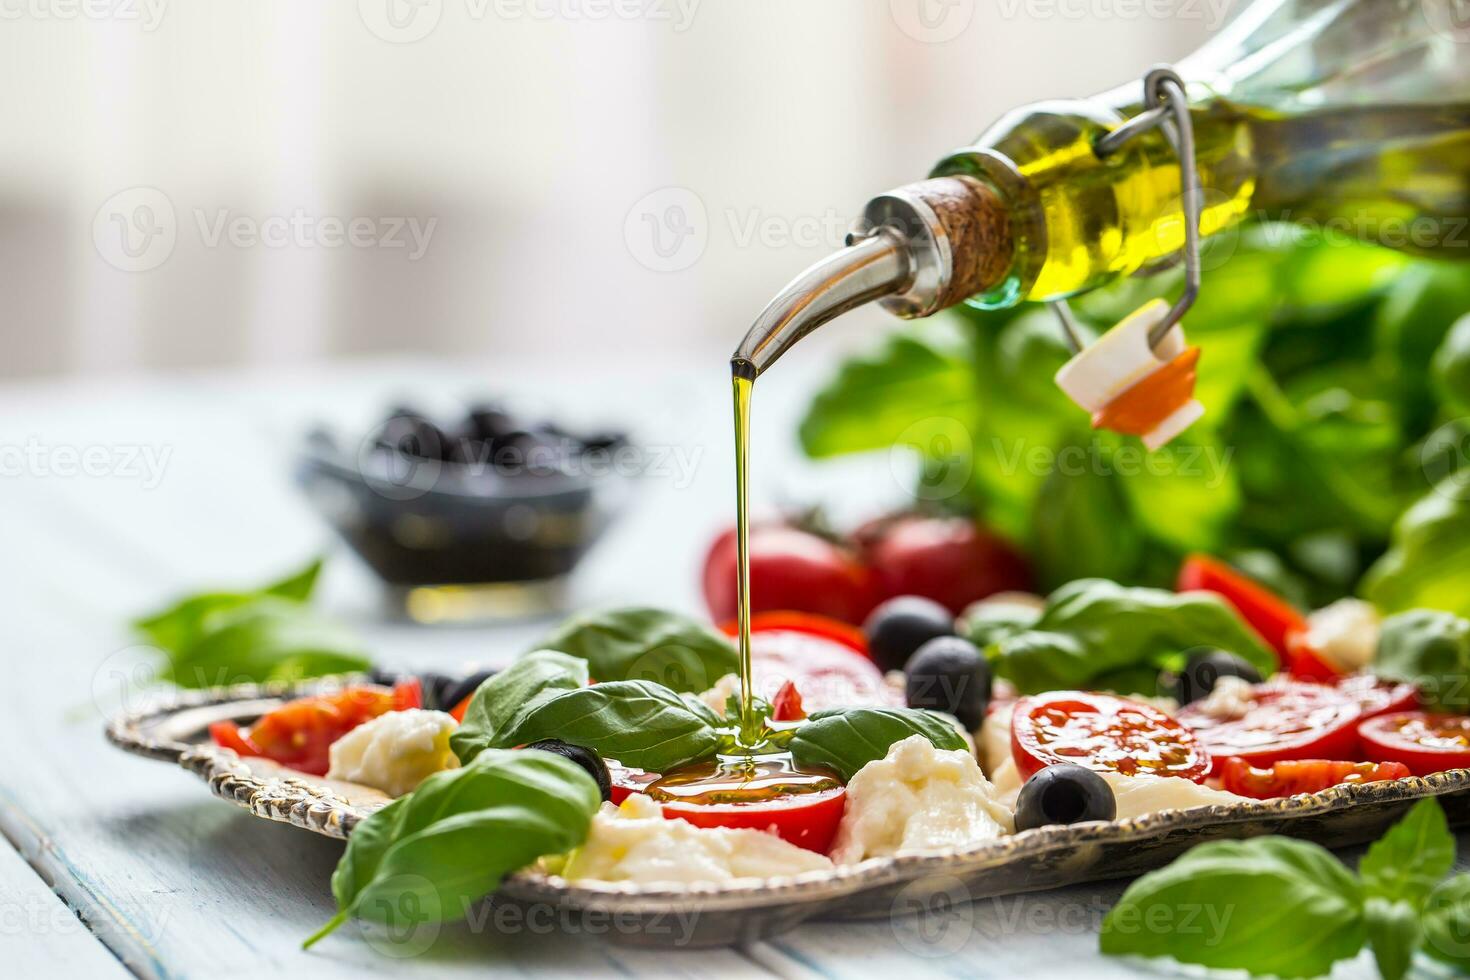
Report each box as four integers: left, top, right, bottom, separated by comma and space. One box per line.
134, 556, 325, 653
536, 607, 737, 694
1030, 438, 1143, 590
1362, 483, 1470, 620
1365, 897, 1421, 980
163, 599, 369, 689
1100, 837, 1366, 979
797, 323, 979, 459
499, 680, 720, 772
788, 707, 966, 782
960, 599, 1040, 649
304, 748, 600, 948
449, 651, 589, 765
1374, 261, 1470, 430
1114, 431, 1240, 555
1433, 314, 1470, 411
1423, 874, 1470, 970
992, 578, 1276, 695
1359, 799, 1455, 908
1374, 611, 1470, 712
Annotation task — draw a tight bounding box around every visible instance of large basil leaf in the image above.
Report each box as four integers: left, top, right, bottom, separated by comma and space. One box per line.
787, 707, 967, 782
450, 651, 588, 765
304, 748, 599, 948
990, 578, 1276, 695
1030, 438, 1142, 590
498, 680, 720, 772
135, 556, 325, 654
1373, 610, 1470, 713
1365, 898, 1420, 980
1359, 798, 1455, 908
1100, 837, 1366, 978
537, 607, 737, 694
1433, 314, 1470, 410
162, 598, 369, 689
1424, 875, 1470, 970
1362, 484, 1470, 619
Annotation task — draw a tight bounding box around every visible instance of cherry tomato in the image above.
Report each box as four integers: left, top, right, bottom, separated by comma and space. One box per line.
1177, 554, 1305, 662
606, 760, 660, 805
724, 615, 898, 712
1219, 757, 1413, 799
449, 694, 472, 723
1011, 692, 1211, 783
858, 515, 1032, 616
1178, 680, 1362, 774
222, 682, 414, 776
1359, 712, 1470, 776
770, 680, 806, 721
1285, 631, 1344, 681
658, 787, 847, 854
703, 525, 878, 625
208, 720, 260, 757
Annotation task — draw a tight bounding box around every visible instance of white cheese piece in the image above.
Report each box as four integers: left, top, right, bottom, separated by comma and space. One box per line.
831, 735, 1013, 864
326, 708, 459, 797
1189, 674, 1256, 722
1303, 598, 1381, 672
561, 793, 833, 884
1101, 772, 1250, 819
697, 673, 741, 718
1053, 298, 1204, 450
978, 701, 1014, 778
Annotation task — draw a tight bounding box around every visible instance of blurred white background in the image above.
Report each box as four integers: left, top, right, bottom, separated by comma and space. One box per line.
0, 0, 1221, 381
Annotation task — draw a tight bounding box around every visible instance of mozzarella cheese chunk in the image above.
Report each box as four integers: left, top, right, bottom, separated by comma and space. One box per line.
831, 735, 1013, 864
326, 709, 459, 797
978, 701, 1014, 777
1189, 674, 1255, 722
1101, 772, 1250, 819
697, 673, 741, 718
1303, 598, 1381, 672
561, 793, 833, 884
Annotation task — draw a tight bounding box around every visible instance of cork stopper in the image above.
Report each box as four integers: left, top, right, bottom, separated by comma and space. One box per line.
899, 175, 1014, 311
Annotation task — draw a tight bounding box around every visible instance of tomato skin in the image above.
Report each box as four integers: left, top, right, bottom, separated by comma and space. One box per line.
1219, 757, 1412, 799
659, 787, 847, 855
1011, 692, 1211, 783
1179, 680, 1364, 774
1177, 554, 1304, 662
703, 526, 878, 625
859, 516, 1032, 616
718, 611, 870, 656
209, 720, 261, 757
449, 694, 472, 723
1359, 712, 1470, 776
770, 680, 806, 722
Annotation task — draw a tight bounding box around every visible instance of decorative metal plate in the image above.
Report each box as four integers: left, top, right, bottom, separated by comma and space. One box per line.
107, 681, 1470, 948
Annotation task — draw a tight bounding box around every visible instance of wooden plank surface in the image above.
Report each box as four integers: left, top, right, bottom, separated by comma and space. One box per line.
0, 354, 1464, 979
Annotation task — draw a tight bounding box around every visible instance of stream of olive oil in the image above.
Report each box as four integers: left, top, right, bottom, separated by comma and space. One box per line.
731, 365, 758, 747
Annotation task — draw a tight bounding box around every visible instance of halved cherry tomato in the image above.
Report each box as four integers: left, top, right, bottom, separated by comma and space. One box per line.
658, 787, 847, 855
1178, 680, 1362, 774
1177, 554, 1305, 662
1011, 692, 1210, 783
1219, 757, 1412, 799
770, 680, 806, 721
606, 760, 660, 805
1333, 673, 1420, 720
1359, 712, 1470, 776
720, 613, 898, 712
449, 694, 472, 724
719, 611, 869, 657
213, 681, 417, 776
1285, 631, 1343, 681
208, 720, 259, 756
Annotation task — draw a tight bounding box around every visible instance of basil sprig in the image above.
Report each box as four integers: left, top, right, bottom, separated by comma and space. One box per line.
303, 748, 600, 949
449, 650, 588, 764
536, 606, 739, 693
788, 707, 967, 781
1101, 799, 1470, 979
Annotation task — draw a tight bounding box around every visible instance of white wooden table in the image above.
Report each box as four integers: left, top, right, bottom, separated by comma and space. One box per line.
0, 354, 1452, 978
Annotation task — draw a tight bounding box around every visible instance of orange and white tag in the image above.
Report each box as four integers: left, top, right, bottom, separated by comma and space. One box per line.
1053, 299, 1204, 451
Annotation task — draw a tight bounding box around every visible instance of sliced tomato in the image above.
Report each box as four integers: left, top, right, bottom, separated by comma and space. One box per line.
1011, 692, 1210, 783
1285, 631, 1344, 681
606, 760, 660, 805
1179, 679, 1362, 774
449, 693, 472, 723
1177, 555, 1304, 662
770, 680, 806, 722
1333, 673, 1420, 719
1219, 757, 1412, 799
209, 720, 261, 757
721, 613, 897, 712
658, 787, 847, 854
1359, 712, 1470, 776
392, 676, 423, 711
234, 684, 403, 776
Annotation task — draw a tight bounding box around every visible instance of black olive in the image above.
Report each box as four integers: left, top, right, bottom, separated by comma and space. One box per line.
466, 404, 516, 442
366, 667, 400, 688
1168, 648, 1263, 705
375, 409, 448, 462
524, 739, 612, 802
904, 636, 991, 731
864, 596, 956, 672
436, 669, 497, 713
1015, 764, 1116, 831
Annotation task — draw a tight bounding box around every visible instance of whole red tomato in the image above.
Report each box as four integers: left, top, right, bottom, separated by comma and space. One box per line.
859, 515, 1031, 615
702, 524, 877, 625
